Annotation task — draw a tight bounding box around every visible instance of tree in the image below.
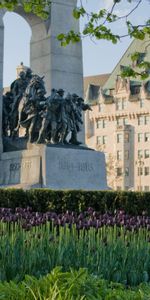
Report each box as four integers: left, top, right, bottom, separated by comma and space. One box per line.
57, 0, 150, 80
96, 144, 117, 189
0, 0, 150, 78
0, 0, 51, 18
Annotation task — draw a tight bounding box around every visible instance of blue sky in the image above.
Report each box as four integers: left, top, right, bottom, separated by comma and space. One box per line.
2, 0, 150, 87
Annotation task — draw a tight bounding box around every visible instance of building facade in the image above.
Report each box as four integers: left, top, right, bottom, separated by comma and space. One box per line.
85, 37, 150, 191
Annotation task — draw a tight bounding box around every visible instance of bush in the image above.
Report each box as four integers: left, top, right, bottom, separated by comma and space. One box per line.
0, 267, 150, 300
0, 188, 150, 214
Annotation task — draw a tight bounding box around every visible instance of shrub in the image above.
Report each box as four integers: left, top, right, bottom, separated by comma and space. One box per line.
0, 268, 150, 299
0, 188, 150, 215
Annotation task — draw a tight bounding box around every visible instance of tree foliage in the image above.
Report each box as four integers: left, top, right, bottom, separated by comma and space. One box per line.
58, 0, 150, 46
0, 0, 150, 79
0, 0, 51, 18
58, 0, 150, 79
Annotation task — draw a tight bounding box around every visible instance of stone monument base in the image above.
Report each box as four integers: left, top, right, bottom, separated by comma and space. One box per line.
0, 145, 108, 190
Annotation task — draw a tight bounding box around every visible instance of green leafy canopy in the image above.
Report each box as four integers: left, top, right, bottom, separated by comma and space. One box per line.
0, 0, 51, 19
0, 0, 150, 79
57, 0, 150, 80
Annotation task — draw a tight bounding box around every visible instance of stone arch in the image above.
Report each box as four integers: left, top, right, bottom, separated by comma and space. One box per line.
0, 0, 84, 154
0, 0, 83, 94
3, 11, 31, 86
2, 6, 50, 90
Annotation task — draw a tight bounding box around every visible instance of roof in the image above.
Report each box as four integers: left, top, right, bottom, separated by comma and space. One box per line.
103, 35, 150, 94
84, 73, 110, 95
85, 84, 100, 104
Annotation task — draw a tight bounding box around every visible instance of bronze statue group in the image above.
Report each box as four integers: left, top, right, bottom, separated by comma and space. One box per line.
3, 68, 91, 145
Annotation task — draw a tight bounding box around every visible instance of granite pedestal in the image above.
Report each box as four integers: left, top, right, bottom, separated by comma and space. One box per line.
0, 144, 108, 190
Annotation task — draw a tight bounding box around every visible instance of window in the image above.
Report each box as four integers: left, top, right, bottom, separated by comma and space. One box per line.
125, 167, 129, 176
98, 104, 102, 112
122, 99, 127, 109
125, 132, 129, 142
137, 186, 142, 191
131, 86, 140, 95
145, 133, 150, 142
136, 53, 146, 64
116, 99, 122, 111
138, 167, 143, 176
96, 136, 102, 145
125, 186, 129, 190
138, 150, 143, 158
140, 99, 144, 108
116, 168, 122, 176
103, 136, 107, 144
117, 118, 122, 126
138, 116, 144, 125
117, 133, 122, 143
103, 120, 106, 128
145, 150, 150, 159
145, 116, 150, 125
96, 120, 102, 129
145, 167, 150, 176
125, 150, 129, 160
97, 119, 107, 129
138, 133, 143, 142
123, 118, 128, 125
116, 98, 127, 110
144, 186, 149, 192
117, 150, 122, 160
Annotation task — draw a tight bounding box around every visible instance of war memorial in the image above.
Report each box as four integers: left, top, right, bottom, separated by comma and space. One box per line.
0, 0, 107, 190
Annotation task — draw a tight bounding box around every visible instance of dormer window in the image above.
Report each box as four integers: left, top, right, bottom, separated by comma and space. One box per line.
132, 52, 146, 68
130, 85, 140, 95
136, 53, 146, 65
145, 81, 150, 93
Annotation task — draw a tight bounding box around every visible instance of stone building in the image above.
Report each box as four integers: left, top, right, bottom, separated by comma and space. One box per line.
84, 36, 150, 191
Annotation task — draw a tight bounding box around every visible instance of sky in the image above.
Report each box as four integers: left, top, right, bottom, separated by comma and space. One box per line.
2, 0, 150, 87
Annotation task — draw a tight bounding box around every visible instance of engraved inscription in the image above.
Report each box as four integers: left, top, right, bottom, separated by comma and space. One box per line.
9, 160, 32, 172
22, 161, 32, 169
59, 160, 94, 172
10, 163, 21, 171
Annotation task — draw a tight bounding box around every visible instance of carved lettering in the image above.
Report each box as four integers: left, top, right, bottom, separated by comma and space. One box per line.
22, 161, 32, 169
58, 160, 94, 172
10, 163, 21, 172
9, 160, 32, 172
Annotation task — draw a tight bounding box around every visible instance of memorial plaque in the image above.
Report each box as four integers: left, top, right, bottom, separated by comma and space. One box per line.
42, 146, 107, 190
0, 155, 40, 186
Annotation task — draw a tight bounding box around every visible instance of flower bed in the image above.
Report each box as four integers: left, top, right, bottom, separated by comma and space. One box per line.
1, 207, 150, 285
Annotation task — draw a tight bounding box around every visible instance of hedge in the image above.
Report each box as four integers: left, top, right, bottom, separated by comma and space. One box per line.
0, 188, 150, 215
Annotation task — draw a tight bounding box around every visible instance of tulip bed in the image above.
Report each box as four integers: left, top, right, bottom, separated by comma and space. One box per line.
1, 207, 150, 288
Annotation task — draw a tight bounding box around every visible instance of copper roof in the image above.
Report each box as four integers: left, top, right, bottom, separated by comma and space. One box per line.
84, 73, 110, 95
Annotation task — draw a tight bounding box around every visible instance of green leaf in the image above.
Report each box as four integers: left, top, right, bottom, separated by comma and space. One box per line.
57, 33, 65, 41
